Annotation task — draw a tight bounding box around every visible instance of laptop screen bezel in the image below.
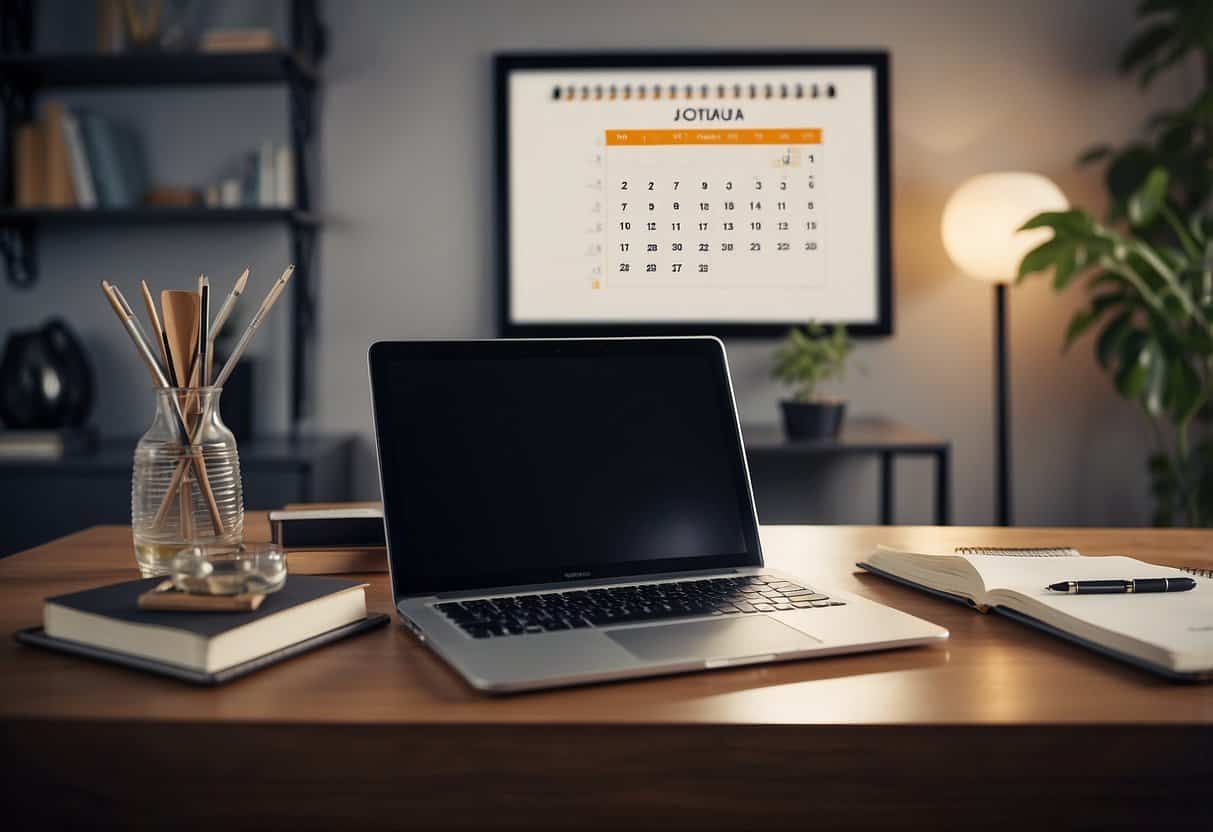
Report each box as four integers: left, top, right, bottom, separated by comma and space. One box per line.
368, 337, 764, 598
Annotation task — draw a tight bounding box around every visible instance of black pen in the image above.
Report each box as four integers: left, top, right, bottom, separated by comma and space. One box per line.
1046, 578, 1197, 595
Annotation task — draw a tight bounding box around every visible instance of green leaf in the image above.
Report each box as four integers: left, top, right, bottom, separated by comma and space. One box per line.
1139, 39, 1191, 88
1143, 342, 1167, 416
1165, 357, 1203, 423
1051, 245, 1081, 290
1106, 146, 1157, 204
1016, 237, 1072, 282
1118, 22, 1176, 75
1113, 332, 1152, 398
1096, 311, 1134, 369
1127, 167, 1170, 226
1063, 308, 1099, 352
1076, 145, 1112, 166
1018, 210, 1093, 236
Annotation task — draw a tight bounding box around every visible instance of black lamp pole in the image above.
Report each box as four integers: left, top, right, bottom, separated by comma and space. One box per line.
994, 282, 1012, 526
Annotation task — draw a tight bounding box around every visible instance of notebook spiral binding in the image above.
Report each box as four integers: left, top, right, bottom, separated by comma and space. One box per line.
1182, 567, 1213, 578
955, 547, 1079, 557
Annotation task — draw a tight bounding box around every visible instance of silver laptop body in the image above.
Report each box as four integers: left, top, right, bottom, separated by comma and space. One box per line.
369, 337, 946, 693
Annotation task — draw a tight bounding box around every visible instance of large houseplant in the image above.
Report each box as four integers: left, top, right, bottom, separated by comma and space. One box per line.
1016, 0, 1213, 525
771, 322, 854, 439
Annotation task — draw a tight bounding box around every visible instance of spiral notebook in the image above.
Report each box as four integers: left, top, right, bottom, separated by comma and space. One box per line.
858, 545, 1213, 682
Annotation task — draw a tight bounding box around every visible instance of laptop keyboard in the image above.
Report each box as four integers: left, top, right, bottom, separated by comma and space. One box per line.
434, 575, 845, 639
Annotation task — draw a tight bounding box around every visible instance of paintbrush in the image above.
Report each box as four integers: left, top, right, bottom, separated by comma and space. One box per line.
207, 268, 248, 383
213, 264, 294, 387
100, 281, 226, 534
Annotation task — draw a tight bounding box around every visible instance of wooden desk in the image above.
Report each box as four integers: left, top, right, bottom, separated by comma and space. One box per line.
2, 520, 1211, 830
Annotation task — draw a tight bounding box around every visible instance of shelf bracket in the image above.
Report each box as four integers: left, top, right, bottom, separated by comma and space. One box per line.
0, 222, 36, 287
289, 220, 318, 430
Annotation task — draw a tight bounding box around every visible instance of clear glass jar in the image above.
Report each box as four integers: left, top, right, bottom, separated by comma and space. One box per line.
131, 387, 244, 577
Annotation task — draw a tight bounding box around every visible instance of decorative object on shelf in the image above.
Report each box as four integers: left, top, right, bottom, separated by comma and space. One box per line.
99, 265, 293, 575
942, 172, 1067, 526
1016, 0, 1213, 527
143, 186, 201, 206
199, 27, 277, 53
771, 321, 854, 439
0, 318, 94, 430
203, 142, 294, 209
121, 0, 163, 51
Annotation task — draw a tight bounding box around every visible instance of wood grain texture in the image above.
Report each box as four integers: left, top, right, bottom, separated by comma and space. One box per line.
3, 517, 1212, 829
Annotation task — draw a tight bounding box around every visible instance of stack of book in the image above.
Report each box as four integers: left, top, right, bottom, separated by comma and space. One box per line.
270, 507, 388, 574
12, 101, 148, 210
18, 575, 387, 684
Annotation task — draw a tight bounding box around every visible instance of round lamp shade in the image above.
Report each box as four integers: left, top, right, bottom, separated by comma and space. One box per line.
941, 172, 1068, 283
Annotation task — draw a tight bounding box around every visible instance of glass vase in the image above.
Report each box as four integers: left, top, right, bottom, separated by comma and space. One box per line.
131, 387, 244, 577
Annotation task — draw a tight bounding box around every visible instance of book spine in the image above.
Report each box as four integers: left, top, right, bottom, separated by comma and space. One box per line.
240, 151, 258, 206
258, 141, 275, 208
60, 110, 98, 209
13, 123, 45, 207
41, 101, 76, 208
78, 114, 117, 207
274, 144, 294, 207
115, 123, 148, 206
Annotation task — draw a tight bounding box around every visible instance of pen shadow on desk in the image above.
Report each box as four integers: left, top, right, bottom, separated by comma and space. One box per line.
393, 625, 952, 704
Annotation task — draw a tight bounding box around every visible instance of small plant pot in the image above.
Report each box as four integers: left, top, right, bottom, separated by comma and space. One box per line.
781, 398, 846, 440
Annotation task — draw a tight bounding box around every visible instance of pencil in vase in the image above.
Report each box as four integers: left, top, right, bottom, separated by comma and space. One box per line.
100, 266, 292, 577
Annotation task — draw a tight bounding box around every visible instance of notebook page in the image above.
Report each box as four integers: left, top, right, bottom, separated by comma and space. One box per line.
1002, 574, 1213, 670
964, 555, 1185, 595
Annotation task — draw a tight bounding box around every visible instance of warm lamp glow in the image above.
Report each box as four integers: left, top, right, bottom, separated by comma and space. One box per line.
941, 172, 1068, 283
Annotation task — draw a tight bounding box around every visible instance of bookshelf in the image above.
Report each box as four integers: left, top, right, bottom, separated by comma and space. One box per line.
0, 0, 325, 430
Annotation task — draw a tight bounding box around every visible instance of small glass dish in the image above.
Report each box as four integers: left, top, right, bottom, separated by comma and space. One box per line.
169, 543, 287, 596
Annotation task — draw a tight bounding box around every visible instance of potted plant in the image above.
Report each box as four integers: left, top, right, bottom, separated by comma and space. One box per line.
1017, 0, 1213, 525
771, 322, 853, 439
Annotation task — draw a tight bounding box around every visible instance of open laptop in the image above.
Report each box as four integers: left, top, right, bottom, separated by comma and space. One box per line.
368, 337, 946, 693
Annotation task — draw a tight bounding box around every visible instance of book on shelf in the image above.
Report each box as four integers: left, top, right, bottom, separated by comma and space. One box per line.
199, 27, 278, 53
18, 575, 387, 684
13, 123, 45, 207
10, 103, 147, 210
274, 144, 295, 207
258, 140, 275, 207
859, 544, 1213, 681
41, 101, 76, 207
0, 428, 98, 460
59, 109, 98, 208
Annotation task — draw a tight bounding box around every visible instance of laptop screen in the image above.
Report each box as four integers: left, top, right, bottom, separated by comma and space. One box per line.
369, 338, 762, 596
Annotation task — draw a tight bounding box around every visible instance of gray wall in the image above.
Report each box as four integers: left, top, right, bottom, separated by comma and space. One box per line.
2, 0, 1190, 526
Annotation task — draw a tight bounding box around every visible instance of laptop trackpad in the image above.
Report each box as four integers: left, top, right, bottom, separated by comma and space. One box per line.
605, 616, 820, 662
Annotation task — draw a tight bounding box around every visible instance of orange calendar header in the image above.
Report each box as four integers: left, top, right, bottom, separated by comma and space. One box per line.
605, 128, 822, 146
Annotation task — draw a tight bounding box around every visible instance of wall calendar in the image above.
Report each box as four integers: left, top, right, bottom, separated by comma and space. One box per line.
496, 53, 891, 336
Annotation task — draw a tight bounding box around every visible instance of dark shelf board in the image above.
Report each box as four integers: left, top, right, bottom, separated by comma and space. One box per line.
0, 207, 318, 226
0, 50, 317, 88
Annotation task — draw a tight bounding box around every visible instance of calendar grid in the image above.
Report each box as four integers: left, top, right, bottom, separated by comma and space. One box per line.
599, 128, 824, 292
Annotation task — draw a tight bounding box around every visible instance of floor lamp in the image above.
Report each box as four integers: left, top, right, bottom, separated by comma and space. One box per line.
941, 173, 1067, 526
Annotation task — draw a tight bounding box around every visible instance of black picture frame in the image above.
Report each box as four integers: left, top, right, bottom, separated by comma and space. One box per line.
494, 50, 893, 338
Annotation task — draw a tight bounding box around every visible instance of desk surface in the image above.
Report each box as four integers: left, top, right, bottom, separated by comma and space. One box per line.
3, 519, 1212, 829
